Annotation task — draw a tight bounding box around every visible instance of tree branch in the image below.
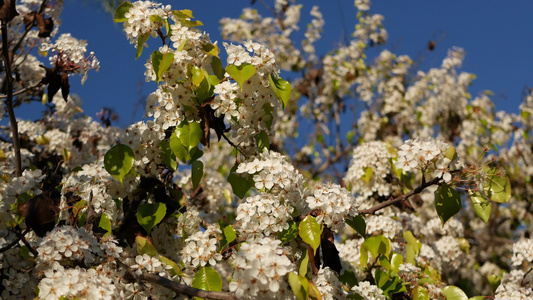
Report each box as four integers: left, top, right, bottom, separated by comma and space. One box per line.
358, 176, 442, 215
2, 20, 22, 177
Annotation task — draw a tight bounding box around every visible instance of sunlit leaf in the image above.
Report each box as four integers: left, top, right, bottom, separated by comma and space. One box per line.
278, 220, 298, 243
227, 164, 254, 199
483, 167, 511, 203
192, 267, 222, 298
136, 33, 150, 59
98, 213, 112, 237
159, 140, 177, 171
469, 190, 492, 223
288, 272, 309, 300
152, 50, 174, 83
442, 286, 468, 300
104, 144, 134, 185
268, 74, 292, 110
226, 63, 256, 90
346, 215, 366, 238
299, 215, 323, 254
136, 236, 158, 256
113, 1, 133, 22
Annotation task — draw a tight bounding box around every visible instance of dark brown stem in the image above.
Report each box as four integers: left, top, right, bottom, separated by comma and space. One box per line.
117, 259, 237, 300
358, 176, 442, 215
0, 228, 30, 253
1, 20, 22, 177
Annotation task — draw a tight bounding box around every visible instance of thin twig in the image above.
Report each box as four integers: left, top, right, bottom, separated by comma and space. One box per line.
0, 228, 30, 253
358, 176, 442, 215
0, 81, 43, 99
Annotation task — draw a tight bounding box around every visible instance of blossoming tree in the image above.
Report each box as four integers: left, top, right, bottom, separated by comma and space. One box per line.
1, 0, 532, 299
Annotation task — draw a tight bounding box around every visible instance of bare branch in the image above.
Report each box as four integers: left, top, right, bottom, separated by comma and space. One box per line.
358, 176, 442, 215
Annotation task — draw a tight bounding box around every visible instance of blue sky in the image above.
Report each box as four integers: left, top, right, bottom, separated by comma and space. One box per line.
12, 0, 533, 127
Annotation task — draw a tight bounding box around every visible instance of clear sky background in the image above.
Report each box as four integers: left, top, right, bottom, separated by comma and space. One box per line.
13, 0, 533, 127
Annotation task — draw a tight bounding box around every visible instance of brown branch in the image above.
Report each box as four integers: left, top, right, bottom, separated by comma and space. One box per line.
0, 228, 30, 253
0, 81, 43, 99
358, 176, 442, 215
117, 259, 237, 300
2, 20, 22, 177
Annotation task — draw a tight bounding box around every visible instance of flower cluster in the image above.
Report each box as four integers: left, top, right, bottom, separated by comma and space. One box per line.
511, 238, 533, 266
306, 182, 359, 232
236, 193, 294, 239
395, 137, 456, 181
123, 1, 171, 45
237, 150, 306, 210
351, 281, 385, 300
314, 267, 348, 299
344, 141, 394, 201
229, 238, 294, 299
180, 225, 222, 267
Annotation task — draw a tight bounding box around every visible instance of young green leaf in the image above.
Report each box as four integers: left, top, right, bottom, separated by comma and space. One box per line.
226, 63, 256, 90
220, 225, 236, 249
211, 56, 225, 80
172, 9, 193, 19
288, 272, 309, 300
361, 167, 373, 183
483, 167, 511, 203
170, 130, 189, 163
137, 202, 167, 236
113, 1, 133, 22
278, 220, 298, 243
176, 121, 202, 152
255, 131, 270, 152
434, 183, 462, 225
98, 213, 112, 237
152, 50, 175, 83
136, 33, 150, 59
268, 74, 292, 110
299, 249, 309, 277
104, 144, 134, 185
299, 215, 323, 254
442, 286, 468, 300
202, 43, 219, 57
136, 236, 159, 256
192, 267, 222, 297
469, 190, 492, 223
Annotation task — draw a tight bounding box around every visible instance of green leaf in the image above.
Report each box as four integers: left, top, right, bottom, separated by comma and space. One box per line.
278, 220, 298, 243
308, 283, 322, 300
226, 63, 256, 90
104, 144, 134, 185
211, 57, 225, 80
361, 167, 373, 183
403, 231, 421, 264
176, 121, 202, 152
487, 274, 501, 292
152, 51, 175, 83
202, 43, 219, 57
180, 19, 204, 27
149, 14, 163, 24
159, 255, 187, 277
288, 272, 309, 300
255, 131, 270, 152
136, 236, 159, 256
360, 235, 391, 267
170, 130, 189, 163
412, 286, 430, 300
346, 215, 366, 238
390, 252, 403, 273
159, 140, 177, 171
469, 190, 492, 223
434, 183, 462, 226
99, 213, 112, 237
227, 164, 254, 199
445, 145, 458, 162
220, 225, 236, 249
469, 297, 489, 300
483, 167, 511, 203
195, 77, 214, 103
188, 65, 206, 87
442, 286, 468, 300
268, 74, 292, 110
172, 9, 193, 19
339, 271, 358, 288
191, 161, 203, 189
299, 249, 309, 277
299, 215, 323, 254
137, 202, 167, 235
136, 33, 150, 59
113, 1, 133, 22
192, 267, 222, 298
